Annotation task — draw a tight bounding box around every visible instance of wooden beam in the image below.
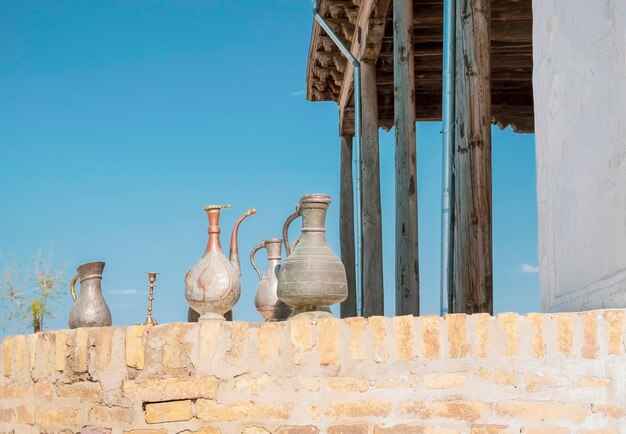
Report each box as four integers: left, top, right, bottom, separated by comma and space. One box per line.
393, 0, 419, 316
452, 0, 493, 314
361, 60, 385, 317
338, 0, 392, 135
340, 133, 357, 318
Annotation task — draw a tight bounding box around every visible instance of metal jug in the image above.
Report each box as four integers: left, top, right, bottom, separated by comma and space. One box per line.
277, 194, 347, 319
68, 261, 112, 329
184, 205, 255, 321
250, 239, 292, 321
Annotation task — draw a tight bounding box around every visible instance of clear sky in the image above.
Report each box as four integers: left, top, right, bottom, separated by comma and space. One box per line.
0, 1, 539, 337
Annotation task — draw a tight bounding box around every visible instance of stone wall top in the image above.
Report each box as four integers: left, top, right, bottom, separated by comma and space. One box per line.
1, 309, 625, 433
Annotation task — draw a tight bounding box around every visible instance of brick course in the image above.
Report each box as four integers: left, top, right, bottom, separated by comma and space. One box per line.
0, 309, 624, 432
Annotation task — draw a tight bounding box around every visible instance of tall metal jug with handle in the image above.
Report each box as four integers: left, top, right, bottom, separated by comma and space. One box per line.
185, 205, 256, 321
277, 194, 347, 319
68, 261, 112, 329
250, 238, 292, 321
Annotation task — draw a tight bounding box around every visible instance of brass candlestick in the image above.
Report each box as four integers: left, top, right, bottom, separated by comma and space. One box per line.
144, 272, 159, 325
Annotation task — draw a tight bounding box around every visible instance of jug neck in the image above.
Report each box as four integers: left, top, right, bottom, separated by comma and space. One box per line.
264, 240, 282, 261
205, 209, 223, 254
300, 204, 329, 234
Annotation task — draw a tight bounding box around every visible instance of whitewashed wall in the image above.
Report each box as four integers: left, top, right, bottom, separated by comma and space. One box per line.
534, 0, 626, 311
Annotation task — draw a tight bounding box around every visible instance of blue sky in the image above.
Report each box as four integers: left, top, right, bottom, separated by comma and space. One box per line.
0, 1, 539, 336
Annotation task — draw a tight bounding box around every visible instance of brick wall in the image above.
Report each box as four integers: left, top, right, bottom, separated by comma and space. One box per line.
0, 309, 625, 433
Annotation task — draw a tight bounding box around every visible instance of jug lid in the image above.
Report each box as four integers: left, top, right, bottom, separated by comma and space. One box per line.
204, 204, 232, 211
299, 194, 331, 204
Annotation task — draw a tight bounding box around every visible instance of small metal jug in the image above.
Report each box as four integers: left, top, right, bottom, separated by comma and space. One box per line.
68, 261, 112, 329
277, 194, 347, 319
251, 239, 292, 321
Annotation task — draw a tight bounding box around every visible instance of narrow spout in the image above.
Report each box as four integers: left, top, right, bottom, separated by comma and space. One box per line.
229, 208, 256, 275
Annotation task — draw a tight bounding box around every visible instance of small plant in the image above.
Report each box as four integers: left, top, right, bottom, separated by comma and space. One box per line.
0, 253, 66, 334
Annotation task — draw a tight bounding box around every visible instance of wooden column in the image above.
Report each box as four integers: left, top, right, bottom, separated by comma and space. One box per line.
340, 133, 357, 318
393, 0, 420, 316
361, 60, 384, 317
452, 0, 493, 314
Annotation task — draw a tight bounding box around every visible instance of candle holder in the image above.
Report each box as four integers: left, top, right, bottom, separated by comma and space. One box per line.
144, 272, 159, 326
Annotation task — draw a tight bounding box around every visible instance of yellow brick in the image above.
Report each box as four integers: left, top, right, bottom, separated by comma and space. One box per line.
229, 321, 248, 361
446, 314, 469, 358
34, 379, 53, 400
57, 381, 102, 402
573, 376, 610, 388
477, 369, 517, 386
26, 334, 36, 377
196, 400, 291, 421
524, 375, 562, 392
55, 330, 67, 371
497, 313, 519, 356
0, 383, 33, 399
14, 335, 25, 374
125, 325, 145, 369
395, 315, 414, 361
495, 401, 589, 422
525, 313, 546, 358
234, 373, 271, 393
242, 427, 272, 434
580, 312, 599, 359
424, 372, 468, 389
200, 320, 222, 360
421, 316, 441, 359
188, 429, 221, 434
591, 403, 625, 418
15, 405, 34, 424
258, 322, 281, 363
325, 401, 391, 418
90, 327, 113, 371
369, 316, 389, 362
373, 374, 420, 389
327, 425, 367, 434
555, 313, 573, 356
0, 409, 13, 423
35, 407, 81, 427
318, 318, 340, 365
603, 310, 625, 355
145, 400, 192, 424
123, 376, 219, 402
471, 426, 510, 434
67, 328, 89, 373
89, 405, 134, 424
325, 377, 369, 392
2, 337, 11, 376
290, 317, 313, 365
275, 426, 318, 434
401, 401, 488, 421
474, 313, 490, 358
345, 317, 367, 361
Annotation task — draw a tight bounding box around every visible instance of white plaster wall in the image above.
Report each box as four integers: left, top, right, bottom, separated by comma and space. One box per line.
534, 0, 626, 311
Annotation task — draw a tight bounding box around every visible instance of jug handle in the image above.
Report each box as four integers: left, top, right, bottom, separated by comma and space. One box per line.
250, 240, 266, 280
70, 274, 79, 302
282, 207, 301, 256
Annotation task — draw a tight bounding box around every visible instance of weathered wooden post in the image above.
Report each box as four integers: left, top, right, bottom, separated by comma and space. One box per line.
452, 0, 493, 314
340, 132, 357, 318
361, 59, 385, 317
393, 0, 420, 316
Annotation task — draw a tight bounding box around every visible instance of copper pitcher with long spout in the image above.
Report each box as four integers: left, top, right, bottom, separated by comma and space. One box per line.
251, 238, 292, 321
185, 205, 255, 321
277, 194, 347, 319
68, 261, 112, 329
